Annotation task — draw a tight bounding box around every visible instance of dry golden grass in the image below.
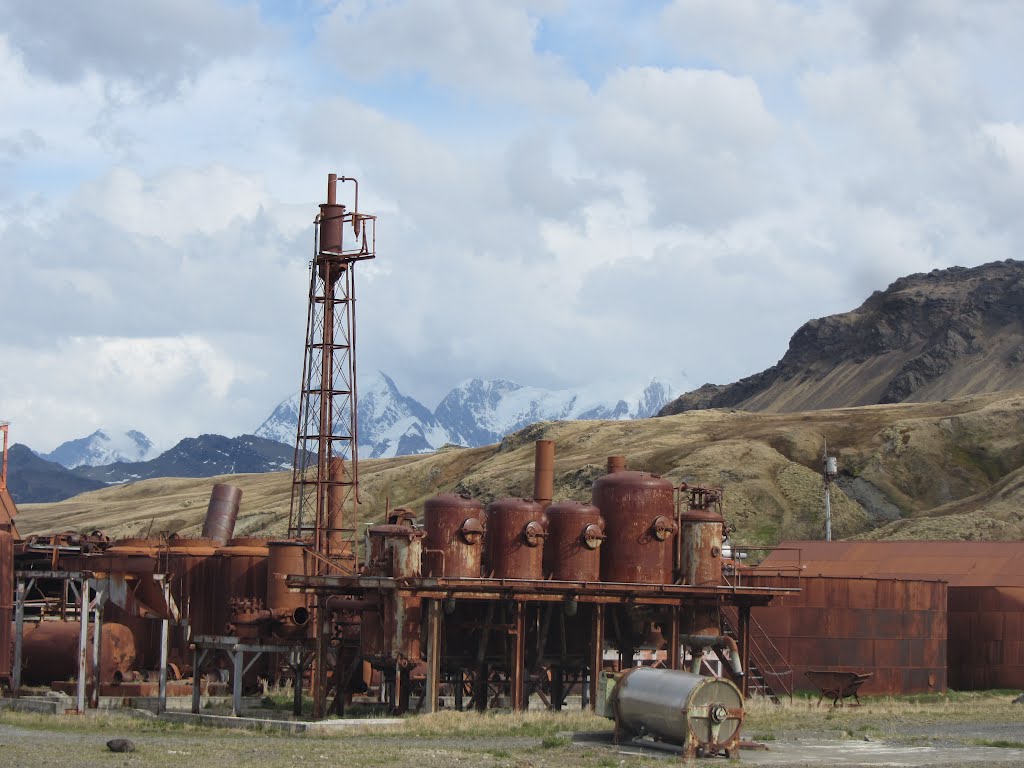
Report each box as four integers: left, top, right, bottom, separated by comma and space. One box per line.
15, 389, 1024, 545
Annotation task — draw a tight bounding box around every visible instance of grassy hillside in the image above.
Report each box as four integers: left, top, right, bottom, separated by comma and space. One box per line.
16, 389, 1024, 545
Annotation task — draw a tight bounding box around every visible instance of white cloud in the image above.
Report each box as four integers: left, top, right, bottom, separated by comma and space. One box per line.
2, 0, 1024, 454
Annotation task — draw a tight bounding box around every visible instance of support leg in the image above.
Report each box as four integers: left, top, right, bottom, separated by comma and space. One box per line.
158, 579, 169, 714
90, 595, 102, 708
232, 648, 243, 717
511, 601, 526, 712
191, 647, 206, 714
424, 599, 441, 714
669, 608, 681, 671
12, 577, 25, 694
76, 579, 90, 714
588, 603, 604, 712
738, 604, 751, 698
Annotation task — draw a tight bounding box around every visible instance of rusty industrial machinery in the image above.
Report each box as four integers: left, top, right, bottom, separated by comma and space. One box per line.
0, 178, 808, 747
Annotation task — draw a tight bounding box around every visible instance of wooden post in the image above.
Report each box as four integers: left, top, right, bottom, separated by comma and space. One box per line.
90, 588, 102, 708
158, 577, 170, 714
232, 647, 244, 716
12, 577, 25, 693
669, 606, 681, 670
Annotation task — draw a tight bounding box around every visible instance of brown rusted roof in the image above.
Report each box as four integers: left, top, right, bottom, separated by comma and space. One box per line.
759, 540, 1024, 587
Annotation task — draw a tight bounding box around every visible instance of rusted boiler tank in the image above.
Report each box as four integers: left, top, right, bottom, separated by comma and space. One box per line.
361, 518, 425, 667
20, 621, 138, 686
265, 540, 310, 639
679, 486, 725, 588
591, 471, 676, 584
422, 494, 484, 578
485, 498, 546, 580
543, 501, 604, 582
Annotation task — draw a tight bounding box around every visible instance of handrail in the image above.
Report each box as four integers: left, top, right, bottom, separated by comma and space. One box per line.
721, 605, 794, 703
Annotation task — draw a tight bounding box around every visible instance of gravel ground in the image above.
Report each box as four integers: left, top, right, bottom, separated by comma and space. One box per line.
2, 698, 1024, 768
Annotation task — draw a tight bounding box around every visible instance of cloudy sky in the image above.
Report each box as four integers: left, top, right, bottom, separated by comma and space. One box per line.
1, 1, 1022, 453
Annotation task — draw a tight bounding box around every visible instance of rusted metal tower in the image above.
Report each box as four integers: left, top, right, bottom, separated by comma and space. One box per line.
288, 175, 376, 571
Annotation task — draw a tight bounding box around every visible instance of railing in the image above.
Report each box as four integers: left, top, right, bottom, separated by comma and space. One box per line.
721, 604, 794, 703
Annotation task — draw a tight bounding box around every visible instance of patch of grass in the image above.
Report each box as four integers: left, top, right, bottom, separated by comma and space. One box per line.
968, 739, 1024, 749
750, 732, 776, 741
399, 709, 610, 739
540, 734, 569, 748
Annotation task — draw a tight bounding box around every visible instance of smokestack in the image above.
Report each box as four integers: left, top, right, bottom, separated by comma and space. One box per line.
201, 484, 242, 545
533, 440, 554, 510
607, 456, 626, 474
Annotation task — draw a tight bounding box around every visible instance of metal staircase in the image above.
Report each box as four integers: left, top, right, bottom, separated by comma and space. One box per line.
720, 605, 793, 704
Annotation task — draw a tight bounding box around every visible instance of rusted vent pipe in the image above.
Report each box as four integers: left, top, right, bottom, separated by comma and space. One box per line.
533, 439, 554, 510
607, 456, 626, 474
201, 483, 243, 545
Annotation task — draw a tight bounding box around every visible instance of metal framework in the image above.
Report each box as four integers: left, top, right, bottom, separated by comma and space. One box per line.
288, 174, 376, 570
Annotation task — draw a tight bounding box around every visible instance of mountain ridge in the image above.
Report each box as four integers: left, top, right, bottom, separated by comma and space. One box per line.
660, 260, 1024, 416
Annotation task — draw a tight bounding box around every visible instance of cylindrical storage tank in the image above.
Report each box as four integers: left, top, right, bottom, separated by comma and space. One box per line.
423, 494, 484, 578
592, 471, 676, 584
0, 529, 12, 683
167, 538, 219, 638
201, 484, 243, 545
610, 668, 744, 758
680, 503, 725, 588
543, 501, 604, 582
266, 540, 309, 638
485, 498, 546, 580
216, 537, 269, 633
21, 621, 138, 686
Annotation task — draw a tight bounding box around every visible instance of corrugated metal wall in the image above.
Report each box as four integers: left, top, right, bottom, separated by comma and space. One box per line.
747, 575, 947, 696
948, 586, 1024, 690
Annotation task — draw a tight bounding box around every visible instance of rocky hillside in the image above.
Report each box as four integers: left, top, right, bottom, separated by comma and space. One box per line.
660, 260, 1024, 416
17, 389, 1024, 546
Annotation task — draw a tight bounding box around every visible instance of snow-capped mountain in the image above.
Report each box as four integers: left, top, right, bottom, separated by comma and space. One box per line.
434, 378, 677, 447
39, 429, 156, 468
255, 372, 453, 459
255, 372, 683, 459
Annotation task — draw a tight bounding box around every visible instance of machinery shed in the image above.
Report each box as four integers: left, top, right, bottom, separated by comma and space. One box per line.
758, 541, 1024, 691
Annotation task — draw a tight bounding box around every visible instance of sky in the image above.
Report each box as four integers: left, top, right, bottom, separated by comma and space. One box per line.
2, 0, 1023, 454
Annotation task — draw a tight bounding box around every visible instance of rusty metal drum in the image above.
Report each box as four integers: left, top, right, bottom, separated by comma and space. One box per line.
21, 621, 138, 685
0, 529, 12, 682
591, 471, 676, 584
423, 494, 485, 578
485, 498, 546, 580
543, 501, 604, 582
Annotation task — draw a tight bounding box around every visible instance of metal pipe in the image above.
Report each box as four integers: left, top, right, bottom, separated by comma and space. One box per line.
679, 634, 743, 678
533, 440, 554, 510
606, 456, 625, 474
201, 484, 243, 545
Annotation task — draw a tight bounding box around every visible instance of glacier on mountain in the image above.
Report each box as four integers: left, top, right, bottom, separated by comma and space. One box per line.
254, 371, 683, 459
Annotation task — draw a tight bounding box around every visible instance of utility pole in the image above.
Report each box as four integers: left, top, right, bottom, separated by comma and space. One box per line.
823, 440, 838, 541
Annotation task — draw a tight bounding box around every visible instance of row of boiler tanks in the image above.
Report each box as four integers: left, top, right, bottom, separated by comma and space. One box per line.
415, 460, 727, 587
355, 450, 732, 699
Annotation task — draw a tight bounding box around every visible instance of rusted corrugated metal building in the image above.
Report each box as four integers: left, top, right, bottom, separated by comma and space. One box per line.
757, 541, 1024, 691
742, 573, 947, 696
